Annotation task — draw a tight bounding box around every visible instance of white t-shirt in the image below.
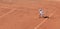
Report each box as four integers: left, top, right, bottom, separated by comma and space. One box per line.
39, 10, 44, 14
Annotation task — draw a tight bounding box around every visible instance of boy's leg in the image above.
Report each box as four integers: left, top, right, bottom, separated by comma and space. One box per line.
41, 14, 44, 17
39, 14, 44, 18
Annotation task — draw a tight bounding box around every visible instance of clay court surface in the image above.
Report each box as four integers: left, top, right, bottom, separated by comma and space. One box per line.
0, 0, 60, 29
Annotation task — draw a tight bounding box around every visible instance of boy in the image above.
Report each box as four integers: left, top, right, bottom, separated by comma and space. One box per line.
39, 8, 44, 18
39, 8, 49, 18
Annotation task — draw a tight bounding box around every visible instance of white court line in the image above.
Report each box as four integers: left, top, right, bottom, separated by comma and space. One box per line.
34, 10, 57, 29
0, 9, 17, 18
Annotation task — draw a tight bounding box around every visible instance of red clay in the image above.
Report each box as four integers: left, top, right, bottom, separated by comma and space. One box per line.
0, 0, 60, 29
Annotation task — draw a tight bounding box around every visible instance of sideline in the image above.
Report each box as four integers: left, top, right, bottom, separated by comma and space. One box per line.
0, 9, 17, 18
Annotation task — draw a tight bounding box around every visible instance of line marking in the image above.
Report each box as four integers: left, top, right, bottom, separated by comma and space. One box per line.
0, 9, 17, 18
34, 10, 56, 29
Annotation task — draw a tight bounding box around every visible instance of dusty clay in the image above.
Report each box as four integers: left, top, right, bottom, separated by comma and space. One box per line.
0, 0, 60, 29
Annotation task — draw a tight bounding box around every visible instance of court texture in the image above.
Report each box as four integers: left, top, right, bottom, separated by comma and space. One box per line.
0, 0, 60, 29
